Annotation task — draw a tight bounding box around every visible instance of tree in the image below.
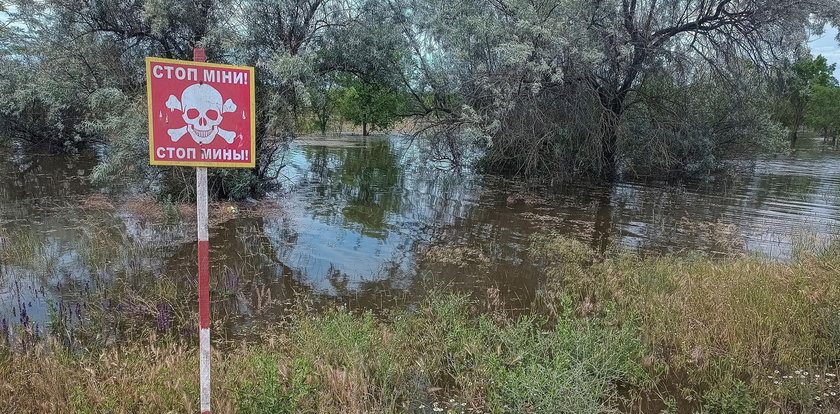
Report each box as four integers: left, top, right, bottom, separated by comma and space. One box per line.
307, 79, 340, 134
805, 84, 840, 144
5, 0, 290, 199
399, 0, 840, 179
4, 0, 840, 196
0, 4, 103, 152
582, 1, 836, 175
3, 0, 231, 154
337, 76, 405, 136
783, 55, 838, 143
314, 0, 410, 135
240, 0, 361, 186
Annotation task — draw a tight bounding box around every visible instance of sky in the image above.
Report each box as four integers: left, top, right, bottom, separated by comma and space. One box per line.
809, 25, 840, 81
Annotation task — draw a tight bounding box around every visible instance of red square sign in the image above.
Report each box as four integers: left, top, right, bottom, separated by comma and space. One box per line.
146, 57, 256, 168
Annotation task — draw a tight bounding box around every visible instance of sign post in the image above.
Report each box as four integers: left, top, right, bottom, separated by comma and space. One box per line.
192, 48, 212, 414
146, 49, 256, 414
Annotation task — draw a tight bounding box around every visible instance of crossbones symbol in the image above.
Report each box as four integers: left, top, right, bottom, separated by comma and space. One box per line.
165, 83, 237, 144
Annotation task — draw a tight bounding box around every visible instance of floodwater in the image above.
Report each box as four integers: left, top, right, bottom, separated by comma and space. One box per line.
1, 135, 839, 335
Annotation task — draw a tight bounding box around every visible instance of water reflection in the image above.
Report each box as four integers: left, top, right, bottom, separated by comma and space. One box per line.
304, 141, 404, 239
1, 136, 839, 334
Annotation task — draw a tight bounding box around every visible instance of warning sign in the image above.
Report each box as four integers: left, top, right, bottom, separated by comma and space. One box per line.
146, 57, 255, 168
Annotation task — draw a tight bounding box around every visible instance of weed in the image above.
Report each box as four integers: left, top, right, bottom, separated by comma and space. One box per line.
4, 231, 838, 412
533, 234, 840, 412
702, 380, 756, 414
0, 230, 54, 272
235, 355, 317, 413
161, 194, 180, 223
0, 294, 651, 413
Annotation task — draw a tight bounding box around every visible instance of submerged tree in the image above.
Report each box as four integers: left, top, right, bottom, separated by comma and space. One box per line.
3, 0, 840, 196
2, 0, 245, 196
2, 0, 343, 198
399, 0, 840, 179
581, 1, 835, 175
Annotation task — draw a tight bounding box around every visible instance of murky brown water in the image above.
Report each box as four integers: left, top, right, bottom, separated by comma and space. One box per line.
1, 135, 839, 334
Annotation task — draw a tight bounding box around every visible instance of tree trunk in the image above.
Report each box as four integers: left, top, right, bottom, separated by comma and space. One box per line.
790, 106, 804, 145
601, 127, 618, 179
598, 95, 625, 181
362, 121, 368, 136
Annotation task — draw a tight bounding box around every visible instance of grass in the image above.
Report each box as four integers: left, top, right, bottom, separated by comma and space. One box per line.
0, 229, 55, 273
0, 293, 650, 413
2, 227, 840, 412
531, 234, 840, 412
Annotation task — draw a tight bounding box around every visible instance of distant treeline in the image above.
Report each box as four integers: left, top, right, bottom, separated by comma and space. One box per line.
1, 1, 839, 199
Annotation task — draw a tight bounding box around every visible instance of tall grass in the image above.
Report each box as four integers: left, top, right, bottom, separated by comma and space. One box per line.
532, 234, 840, 412
0, 294, 650, 413
0, 229, 55, 272
3, 229, 839, 412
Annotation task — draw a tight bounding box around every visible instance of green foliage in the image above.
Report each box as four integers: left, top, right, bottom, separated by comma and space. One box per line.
793, 55, 838, 89
87, 88, 149, 186
702, 381, 757, 414
778, 55, 839, 139
305, 80, 343, 134
337, 76, 406, 136
0, 56, 89, 152
532, 233, 840, 411
479, 313, 648, 413
405, 0, 840, 179
622, 77, 788, 176
4, 0, 840, 192
2, 278, 654, 413
805, 84, 840, 140
160, 195, 179, 222
0, 0, 419, 198
6, 233, 840, 411
281, 293, 652, 413
235, 355, 317, 413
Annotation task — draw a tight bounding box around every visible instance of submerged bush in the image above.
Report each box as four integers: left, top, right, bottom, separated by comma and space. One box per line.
621, 77, 788, 177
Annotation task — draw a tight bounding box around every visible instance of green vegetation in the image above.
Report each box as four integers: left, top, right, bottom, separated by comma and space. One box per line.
2, 1, 839, 197
406, 0, 840, 179
777, 55, 840, 144
0, 294, 651, 413
2, 1, 840, 409
336, 76, 406, 136
531, 234, 840, 412
2, 228, 840, 412
805, 82, 840, 145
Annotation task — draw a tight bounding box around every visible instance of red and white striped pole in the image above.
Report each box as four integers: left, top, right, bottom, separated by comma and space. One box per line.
193, 47, 212, 414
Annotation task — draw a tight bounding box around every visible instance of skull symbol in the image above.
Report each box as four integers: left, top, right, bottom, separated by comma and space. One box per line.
166, 84, 238, 145
181, 84, 224, 144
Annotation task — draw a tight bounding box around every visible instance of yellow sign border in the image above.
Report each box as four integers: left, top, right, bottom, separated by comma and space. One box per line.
146, 57, 256, 168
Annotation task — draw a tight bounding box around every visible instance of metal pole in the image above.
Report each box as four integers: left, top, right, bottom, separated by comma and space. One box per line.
193, 47, 211, 414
